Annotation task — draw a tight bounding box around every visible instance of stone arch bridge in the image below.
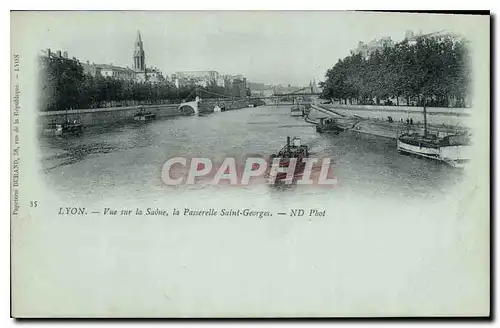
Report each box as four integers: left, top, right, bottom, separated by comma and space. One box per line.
179, 96, 201, 115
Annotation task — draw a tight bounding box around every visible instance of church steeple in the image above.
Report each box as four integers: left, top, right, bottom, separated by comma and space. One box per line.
133, 30, 145, 72
136, 30, 142, 44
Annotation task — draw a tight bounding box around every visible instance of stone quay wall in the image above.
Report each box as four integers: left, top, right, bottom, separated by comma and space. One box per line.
37, 104, 183, 128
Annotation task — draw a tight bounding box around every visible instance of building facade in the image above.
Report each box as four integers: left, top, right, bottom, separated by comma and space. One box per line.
98, 64, 136, 80
354, 36, 394, 60
353, 30, 461, 61
41, 30, 166, 84
145, 67, 166, 83
404, 30, 463, 46
173, 70, 223, 87
231, 77, 247, 98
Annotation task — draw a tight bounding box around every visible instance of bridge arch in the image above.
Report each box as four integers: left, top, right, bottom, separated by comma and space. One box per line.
178, 98, 199, 115
179, 104, 197, 115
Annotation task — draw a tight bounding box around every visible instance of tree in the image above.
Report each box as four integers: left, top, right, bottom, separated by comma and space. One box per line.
39, 56, 85, 111
319, 35, 471, 108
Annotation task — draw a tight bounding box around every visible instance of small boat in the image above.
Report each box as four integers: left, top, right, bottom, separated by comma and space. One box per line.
134, 108, 156, 122
43, 123, 63, 136
43, 121, 83, 136
315, 117, 343, 134
290, 96, 308, 117
63, 121, 83, 134
268, 137, 309, 182
290, 104, 304, 117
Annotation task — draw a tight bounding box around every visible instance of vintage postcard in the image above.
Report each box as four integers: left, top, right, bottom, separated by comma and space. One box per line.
10, 11, 490, 317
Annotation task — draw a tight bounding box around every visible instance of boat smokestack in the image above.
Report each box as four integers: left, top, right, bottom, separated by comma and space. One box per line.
287, 136, 290, 146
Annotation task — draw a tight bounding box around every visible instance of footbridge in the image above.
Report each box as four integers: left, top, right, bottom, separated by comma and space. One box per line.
249, 85, 323, 106
177, 85, 324, 113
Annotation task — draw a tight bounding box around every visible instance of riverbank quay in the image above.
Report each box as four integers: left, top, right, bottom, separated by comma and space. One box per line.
37, 98, 252, 129
322, 104, 470, 116
319, 104, 470, 127
310, 104, 469, 140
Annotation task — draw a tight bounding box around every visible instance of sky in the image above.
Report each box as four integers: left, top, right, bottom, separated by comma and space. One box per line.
17, 11, 482, 86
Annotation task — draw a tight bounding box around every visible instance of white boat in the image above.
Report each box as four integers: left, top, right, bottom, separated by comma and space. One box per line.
397, 133, 471, 167
397, 104, 471, 168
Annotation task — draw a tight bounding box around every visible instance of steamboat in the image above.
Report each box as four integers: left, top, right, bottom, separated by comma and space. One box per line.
268, 137, 309, 183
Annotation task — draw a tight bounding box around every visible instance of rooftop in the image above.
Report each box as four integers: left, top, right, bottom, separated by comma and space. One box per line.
95, 64, 135, 72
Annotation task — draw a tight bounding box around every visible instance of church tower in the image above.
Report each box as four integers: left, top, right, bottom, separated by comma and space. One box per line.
133, 30, 145, 72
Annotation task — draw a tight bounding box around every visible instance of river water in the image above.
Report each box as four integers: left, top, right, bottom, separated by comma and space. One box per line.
39, 105, 463, 205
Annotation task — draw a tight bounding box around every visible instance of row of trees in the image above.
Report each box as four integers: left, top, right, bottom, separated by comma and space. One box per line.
319, 36, 471, 108
38, 56, 249, 111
